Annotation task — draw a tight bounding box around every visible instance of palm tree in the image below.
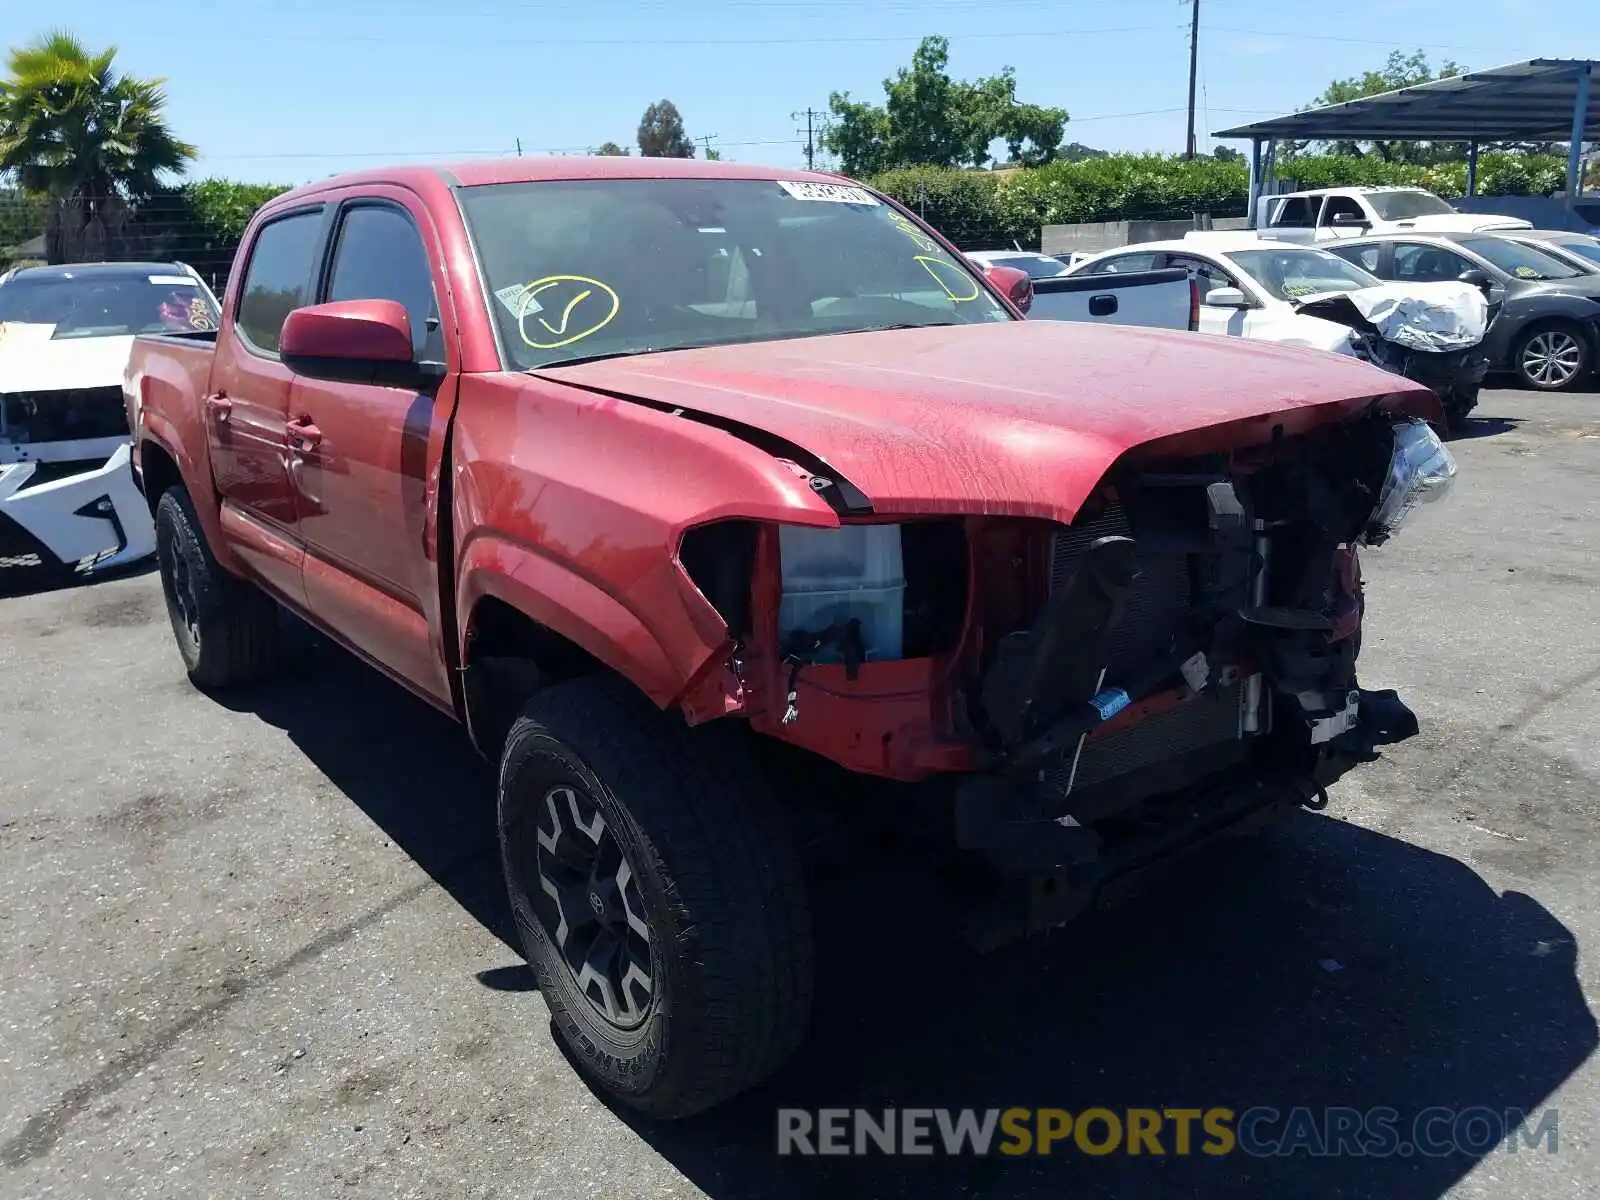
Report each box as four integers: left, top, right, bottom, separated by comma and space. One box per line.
0, 31, 196, 263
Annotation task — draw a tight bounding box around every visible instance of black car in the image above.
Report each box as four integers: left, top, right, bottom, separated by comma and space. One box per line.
1325, 232, 1600, 392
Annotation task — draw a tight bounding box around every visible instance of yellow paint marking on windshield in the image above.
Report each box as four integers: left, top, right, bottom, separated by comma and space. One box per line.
515, 274, 620, 349
915, 256, 981, 302
888, 211, 940, 254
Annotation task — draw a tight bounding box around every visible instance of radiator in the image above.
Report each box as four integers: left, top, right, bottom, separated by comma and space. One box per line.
1047, 505, 1245, 796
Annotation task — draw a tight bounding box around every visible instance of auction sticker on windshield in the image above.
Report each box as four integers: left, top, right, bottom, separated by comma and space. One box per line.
778, 181, 880, 205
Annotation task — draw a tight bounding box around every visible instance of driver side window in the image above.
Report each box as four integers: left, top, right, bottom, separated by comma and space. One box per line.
1321, 196, 1366, 227
1393, 242, 1474, 283
1165, 255, 1235, 301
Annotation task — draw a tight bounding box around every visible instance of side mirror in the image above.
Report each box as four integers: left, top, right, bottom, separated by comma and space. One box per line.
280, 299, 441, 390
1204, 286, 1250, 309
1331, 212, 1370, 228
1458, 268, 1493, 295
985, 264, 1034, 314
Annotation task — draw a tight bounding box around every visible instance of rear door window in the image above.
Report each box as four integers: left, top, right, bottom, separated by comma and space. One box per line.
235, 210, 326, 355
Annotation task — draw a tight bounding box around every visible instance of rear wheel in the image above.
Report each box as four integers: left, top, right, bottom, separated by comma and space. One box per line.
1514, 322, 1591, 391
154, 488, 281, 688
498, 674, 814, 1119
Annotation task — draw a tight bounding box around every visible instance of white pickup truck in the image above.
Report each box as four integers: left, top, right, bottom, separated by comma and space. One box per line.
1259, 186, 1531, 242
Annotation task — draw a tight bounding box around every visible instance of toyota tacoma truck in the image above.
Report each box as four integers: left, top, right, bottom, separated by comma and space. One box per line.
127, 158, 1456, 1120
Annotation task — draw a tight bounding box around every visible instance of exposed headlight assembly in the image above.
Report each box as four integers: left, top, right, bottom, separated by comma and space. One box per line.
1362, 417, 1457, 546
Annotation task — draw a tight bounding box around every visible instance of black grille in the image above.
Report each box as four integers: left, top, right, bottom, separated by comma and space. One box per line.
0, 386, 129, 443
1048, 504, 1245, 796
0, 511, 62, 574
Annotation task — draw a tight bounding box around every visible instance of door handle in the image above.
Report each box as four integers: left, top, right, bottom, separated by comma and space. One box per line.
286, 417, 323, 450
1089, 294, 1119, 317
204, 393, 233, 421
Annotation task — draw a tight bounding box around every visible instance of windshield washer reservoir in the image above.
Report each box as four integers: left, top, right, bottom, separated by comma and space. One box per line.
778, 524, 905, 662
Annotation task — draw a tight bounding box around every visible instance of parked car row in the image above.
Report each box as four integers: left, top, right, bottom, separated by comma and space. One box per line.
1030, 222, 1600, 402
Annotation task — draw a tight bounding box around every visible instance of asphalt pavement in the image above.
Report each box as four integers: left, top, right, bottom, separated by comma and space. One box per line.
1, 387, 1597, 1199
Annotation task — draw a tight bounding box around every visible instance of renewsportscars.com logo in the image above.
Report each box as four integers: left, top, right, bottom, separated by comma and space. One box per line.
776, 1106, 1560, 1158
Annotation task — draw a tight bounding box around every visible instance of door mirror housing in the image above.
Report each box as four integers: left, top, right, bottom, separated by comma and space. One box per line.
984, 264, 1034, 314
1331, 212, 1370, 229
1204, 286, 1250, 309
280, 300, 443, 390
1457, 268, 1494, 295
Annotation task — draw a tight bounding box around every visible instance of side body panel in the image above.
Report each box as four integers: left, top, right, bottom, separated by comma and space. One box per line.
451, 372, 841, 716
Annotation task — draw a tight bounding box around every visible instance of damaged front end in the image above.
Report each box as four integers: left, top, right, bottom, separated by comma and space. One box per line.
1297, 284, 1493, 429
949, 413, 1455, 948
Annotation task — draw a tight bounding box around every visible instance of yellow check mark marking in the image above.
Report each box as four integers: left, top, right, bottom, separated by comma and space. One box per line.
538, 288, 593, 337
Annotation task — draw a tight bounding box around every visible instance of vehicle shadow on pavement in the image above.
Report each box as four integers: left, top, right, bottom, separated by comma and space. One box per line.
627, 816, 1596, 1200
219, 642, 1595, 1200
1447, 415, 1522, 442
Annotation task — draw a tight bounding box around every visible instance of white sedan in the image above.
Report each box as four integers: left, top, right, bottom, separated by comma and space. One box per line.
1064, 233, 1492, 427
1065, 233, 1486, 354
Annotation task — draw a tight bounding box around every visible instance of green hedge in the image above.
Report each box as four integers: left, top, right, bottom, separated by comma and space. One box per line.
868, 152, 1570, 249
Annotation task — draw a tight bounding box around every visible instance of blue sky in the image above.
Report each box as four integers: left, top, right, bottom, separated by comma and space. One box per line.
12, 0, 1594, 184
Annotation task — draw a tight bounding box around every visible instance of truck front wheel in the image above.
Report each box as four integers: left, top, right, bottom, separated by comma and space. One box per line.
154, 488, 281, 689
498, 675, 814, 1119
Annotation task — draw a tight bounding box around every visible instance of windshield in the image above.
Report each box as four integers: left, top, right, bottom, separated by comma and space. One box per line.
983, 253, 1069, 280
1365, 190, 1457, 220
0, 272, 219, 339
1457, 237, 1584, 281
458, 178, 1012, 370
1226, 248, 1380, 301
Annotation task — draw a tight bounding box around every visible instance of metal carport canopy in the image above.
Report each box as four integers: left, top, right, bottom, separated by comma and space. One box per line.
1213, 59, 1596, 213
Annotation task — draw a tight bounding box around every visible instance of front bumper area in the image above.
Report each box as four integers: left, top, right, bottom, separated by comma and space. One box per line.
0, 440, 155, 588
954, 687, 1419, 952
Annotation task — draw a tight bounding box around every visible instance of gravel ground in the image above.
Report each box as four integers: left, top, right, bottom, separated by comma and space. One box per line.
1, 387, 1597, 1199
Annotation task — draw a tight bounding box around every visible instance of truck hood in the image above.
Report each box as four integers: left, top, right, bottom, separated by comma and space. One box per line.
533, 321, 1435, 524
1386, 213, 1533, 233
0, 325, 135, 392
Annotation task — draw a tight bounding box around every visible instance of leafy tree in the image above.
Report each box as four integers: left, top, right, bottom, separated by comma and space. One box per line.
0, 30, 196, 263
1296, 50, 1464, 163
703, 147, 722, 161
1211, 145, 1243, 163
636, 100, 694, 158
823, 36, 1067, 176
594, 141, 629, 156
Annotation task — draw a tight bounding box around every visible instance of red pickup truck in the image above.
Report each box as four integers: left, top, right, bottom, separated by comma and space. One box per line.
126, 157, 1455, 1119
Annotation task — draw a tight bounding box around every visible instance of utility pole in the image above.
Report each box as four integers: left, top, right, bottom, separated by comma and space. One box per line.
792, 108, 823, 170
1184, 0, 1200, 159
696, 133, 720, 159
515, 137, 522, 157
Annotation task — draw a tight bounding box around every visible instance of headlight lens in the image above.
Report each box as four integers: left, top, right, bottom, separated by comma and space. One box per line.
1362, 417, 1456, 546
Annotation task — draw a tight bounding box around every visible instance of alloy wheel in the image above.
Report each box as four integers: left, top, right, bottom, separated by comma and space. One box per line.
1520, 330, 1583, 389
526, 783, 654, 1029
158, 530, 200, 646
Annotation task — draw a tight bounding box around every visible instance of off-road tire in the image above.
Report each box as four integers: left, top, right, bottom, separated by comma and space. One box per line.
154, 487, 281, 689
498, 674, 814, 1119
1513, 321, 1592, 392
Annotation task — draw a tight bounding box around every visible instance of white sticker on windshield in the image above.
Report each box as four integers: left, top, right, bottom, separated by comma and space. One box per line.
493, 283, 542, 316
777, 180, 879, 206
148, 274, 195, 285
